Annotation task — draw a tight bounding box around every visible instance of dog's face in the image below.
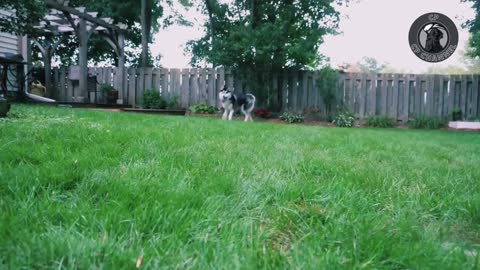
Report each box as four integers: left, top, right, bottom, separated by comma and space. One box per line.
219, 87, 233, 103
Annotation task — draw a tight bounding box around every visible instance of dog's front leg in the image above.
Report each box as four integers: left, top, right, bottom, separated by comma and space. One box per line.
228, 109, 234, 120
222, 108, 228, 120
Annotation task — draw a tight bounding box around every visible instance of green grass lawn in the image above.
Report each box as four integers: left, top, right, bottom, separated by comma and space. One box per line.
1, 105, 480, 269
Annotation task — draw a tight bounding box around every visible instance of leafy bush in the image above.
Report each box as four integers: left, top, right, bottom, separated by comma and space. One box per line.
451, 107, 462, 121
190, 103, 217, 114
100, 84, 115, 94
254, 107, 272, 118
143, 89, 167, 109
408, 116, 446, 129
366, 115, 396, 128
166, 96, 180, 109
333, 112, 355, 127
279, 112, 304, 123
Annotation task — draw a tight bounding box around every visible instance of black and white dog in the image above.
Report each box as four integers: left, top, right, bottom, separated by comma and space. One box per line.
218, 86, 256, 121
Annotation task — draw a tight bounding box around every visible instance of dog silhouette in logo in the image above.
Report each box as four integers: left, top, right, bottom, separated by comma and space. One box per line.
423, 24, 446, 53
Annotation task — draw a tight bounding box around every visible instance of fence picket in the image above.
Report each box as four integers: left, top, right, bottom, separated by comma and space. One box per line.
128, 67, 136, 106
473, 75, 479, 118
160, 68, 169, 97
190, 68, 199, 105
199, 68, 207, 104
59, 67, 66, 102
180, 68, 189, 108
207, 68, 215, 106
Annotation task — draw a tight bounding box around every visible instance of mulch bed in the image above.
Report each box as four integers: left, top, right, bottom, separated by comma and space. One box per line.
186, 114, 480, 132
122, 108, 187, 115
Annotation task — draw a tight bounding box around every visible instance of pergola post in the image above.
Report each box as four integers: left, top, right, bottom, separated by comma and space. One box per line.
43, 49, 52, 97
78, 18, 88, 103
32, 36, 64, 99
117, 32, 125, 104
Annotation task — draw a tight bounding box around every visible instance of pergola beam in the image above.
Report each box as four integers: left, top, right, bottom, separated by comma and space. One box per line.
46, 0, 122, 32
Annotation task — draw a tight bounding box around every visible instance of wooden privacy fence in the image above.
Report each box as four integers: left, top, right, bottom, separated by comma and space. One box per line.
50, 66, 480, 122
340, 73, 480, 122
50, 66, 234, 108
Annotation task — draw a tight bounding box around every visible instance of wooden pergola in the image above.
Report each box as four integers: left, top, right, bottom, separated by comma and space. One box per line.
32, 0, 126, 103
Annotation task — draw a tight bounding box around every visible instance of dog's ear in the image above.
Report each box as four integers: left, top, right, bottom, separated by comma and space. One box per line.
222, 85, 228, 91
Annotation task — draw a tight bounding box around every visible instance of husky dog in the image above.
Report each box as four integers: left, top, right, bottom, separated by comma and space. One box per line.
218, 86, 256, 121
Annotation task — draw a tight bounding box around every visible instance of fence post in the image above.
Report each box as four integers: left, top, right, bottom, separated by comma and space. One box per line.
199, 68, 207, 104
473, 75, 479, 118
190, 68, 199, 105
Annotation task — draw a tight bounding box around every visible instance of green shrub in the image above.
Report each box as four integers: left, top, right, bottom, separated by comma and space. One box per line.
451, 107, 462, 121
279, 112, 304, 123
166, 95, 180, 109
190, 103, 217, 114
366, 115, 396, 128
333, 112, 355, 127
100, 83, 115, 94
143, 89, 167, 109
408, 116, 446, 129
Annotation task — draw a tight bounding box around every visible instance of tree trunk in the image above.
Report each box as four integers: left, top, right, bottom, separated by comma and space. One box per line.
204, 0, 217, 67
140, 0, 152, 67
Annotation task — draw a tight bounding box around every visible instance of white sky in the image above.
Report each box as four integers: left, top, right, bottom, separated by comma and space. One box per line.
151, 0, 477, 72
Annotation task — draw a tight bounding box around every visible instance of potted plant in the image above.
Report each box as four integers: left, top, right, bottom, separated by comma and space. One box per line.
100, 84, 118, 104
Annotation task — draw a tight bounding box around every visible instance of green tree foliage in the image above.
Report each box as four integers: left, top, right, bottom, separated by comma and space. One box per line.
1, 0, 189, 66
463, 0, 480, 61
58, 0, 165, 66
0, 0, 47, 35
187, 0, 348, 100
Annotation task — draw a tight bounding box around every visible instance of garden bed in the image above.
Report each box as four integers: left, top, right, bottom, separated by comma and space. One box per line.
122, 108, 187, 115
186, 112, 221, 118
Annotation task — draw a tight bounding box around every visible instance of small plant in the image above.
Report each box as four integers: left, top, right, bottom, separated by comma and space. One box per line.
190, 103, 217, 114
254, 107, 272, 118
280, 112, 304, 123
451, 107, 462, 121
143, 89, 167, 109
99, 84, 118, 104
408, 116, 446, 129
100, 84, 115, 94
333, 112, 355, 127
366, 115, 396, 128
166, 95, 180, 109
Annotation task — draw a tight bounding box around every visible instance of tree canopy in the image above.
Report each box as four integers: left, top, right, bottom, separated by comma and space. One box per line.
186, 0, 348, 103
464, 0, 480, 59
188, 0, 347, 70
0, 0, 47, 36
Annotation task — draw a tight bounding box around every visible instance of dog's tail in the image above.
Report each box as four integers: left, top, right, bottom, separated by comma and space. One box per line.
246, 93, 256, 111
